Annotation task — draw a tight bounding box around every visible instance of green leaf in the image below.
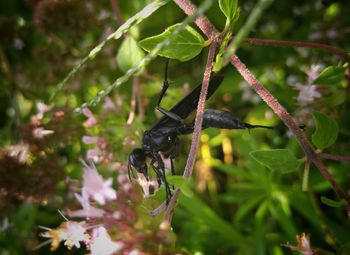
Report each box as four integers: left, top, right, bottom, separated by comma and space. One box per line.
179, 193, 244, 244
311, 111, 338, 150
250, 149, 300, 173
219, 0, 239, 24
321, 196, 346, 207
313, 66, 346, 85
139, 24, 205, 61
116, 36, 145, 74
167, 176, 193, 197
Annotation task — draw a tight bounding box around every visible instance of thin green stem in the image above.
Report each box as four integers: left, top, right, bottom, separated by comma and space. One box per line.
74, 0, 213, 113
221, 0, 274, 66
50, 0, 170, 100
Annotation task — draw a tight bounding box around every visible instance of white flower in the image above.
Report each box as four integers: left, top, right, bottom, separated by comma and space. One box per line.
33, 127, 54, 139
40, 221, 89, 251
294, 84, 321, 106
8, 143, 30, 163
82, 162, 117, 205
68, 190, 104, 218
36, 102, 51, 119
137, 175, 159, 197
90, 227, 123, 255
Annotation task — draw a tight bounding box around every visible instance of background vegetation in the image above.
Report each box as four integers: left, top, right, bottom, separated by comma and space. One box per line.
0, 0, 349, 254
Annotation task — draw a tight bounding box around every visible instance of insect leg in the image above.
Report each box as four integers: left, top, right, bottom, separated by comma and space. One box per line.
155, 60, 185, 123
153, 153, 172, 204
156, 59, 170, 106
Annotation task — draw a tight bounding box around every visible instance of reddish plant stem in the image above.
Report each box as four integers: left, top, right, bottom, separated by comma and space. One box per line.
173, 0, 350, 216
110, 0, 124, 24
164, 40, 218, 223
231, 55, 350, 208
173, 0, 218, 38
321, 153, 350, 162
243, 38, 350, 61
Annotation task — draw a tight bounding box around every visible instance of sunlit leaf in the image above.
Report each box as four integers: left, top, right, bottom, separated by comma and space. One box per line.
116, 36, 145, 74
219, 0, 239, 25
313, 66, 346, 85
167, 176, 193, 197
311, 111, 338, 150
139, 24, 205, 61
250, 149, 300, 173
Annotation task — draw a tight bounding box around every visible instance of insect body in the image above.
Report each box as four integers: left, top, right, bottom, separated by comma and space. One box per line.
128, 62, 272, 204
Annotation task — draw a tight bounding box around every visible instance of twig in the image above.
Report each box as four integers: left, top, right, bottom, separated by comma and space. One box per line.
110, 0, 124, 24
163, 39, 217, 223
74, 0, 212, 113
230, 55, 350, 213
243, 38, 350, 61
173, 0, 350, 216
320, 153, 350, 162
50, 0, 170, 100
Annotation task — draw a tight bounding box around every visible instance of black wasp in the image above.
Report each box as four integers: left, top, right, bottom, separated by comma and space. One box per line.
128, 61, 272, 204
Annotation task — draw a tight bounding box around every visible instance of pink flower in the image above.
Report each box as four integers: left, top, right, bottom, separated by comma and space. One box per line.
82, 162, 117, 205
82, 108, 97, 127
82, 136, 100, 144
283, 233, 313, 255
33, 127, 54, 139
86, 149, 104, 163
68, 190, 104, 218
90, 227, 123, 255
294, 84, 321, 106
36, 102, 51, 119
8, 143, 30, 164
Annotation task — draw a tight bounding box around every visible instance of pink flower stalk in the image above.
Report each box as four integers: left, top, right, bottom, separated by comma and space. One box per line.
82, 162, 117, 205
89, 227, 123, 255
33, 127, 54, 139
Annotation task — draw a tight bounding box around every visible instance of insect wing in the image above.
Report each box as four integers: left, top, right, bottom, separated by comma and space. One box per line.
150, 74, 224, 130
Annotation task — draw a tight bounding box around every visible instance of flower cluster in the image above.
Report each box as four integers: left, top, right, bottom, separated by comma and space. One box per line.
0, 102, 83, 214
39, 161, 175, 254
292, 64, 322, 107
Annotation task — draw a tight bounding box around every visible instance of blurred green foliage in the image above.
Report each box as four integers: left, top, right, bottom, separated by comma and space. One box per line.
0, 0, 350, 254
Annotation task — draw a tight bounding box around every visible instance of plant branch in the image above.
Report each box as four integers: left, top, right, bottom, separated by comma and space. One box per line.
50, 0, 170, 100
110, 0, 124, 24
243, 37, 350, 61
321, 153, 350, 162
221, 0, 274, 66
74, 0, 212, 113
173, 0, 350, 217
163, 39, 218, 223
